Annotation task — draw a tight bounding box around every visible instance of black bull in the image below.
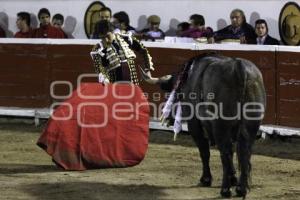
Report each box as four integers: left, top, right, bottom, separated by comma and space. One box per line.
143, 54, 266, 198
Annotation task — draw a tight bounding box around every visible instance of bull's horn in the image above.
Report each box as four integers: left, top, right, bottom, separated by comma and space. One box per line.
140, 66, 159, 84
140, 67, 172, 84
159, 74, 173, 83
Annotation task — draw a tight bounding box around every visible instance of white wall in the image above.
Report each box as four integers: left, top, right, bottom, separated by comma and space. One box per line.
0, 0, 299, 39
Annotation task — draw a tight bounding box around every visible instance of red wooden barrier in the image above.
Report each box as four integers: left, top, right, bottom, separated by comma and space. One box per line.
0, 41, 299, 128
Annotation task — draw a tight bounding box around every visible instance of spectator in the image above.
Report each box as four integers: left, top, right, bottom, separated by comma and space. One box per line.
34, 8, 65, 38
181, 14, 213, 38
52, 13, 68, 38
99, 7, 112, 21
112, 11, 136, 34
213, 9, 256, 44
176, 22, 190, 37
255, 19, 279, 45
0, 25, 6, 37
92, 7, 112, 39
140, 15, 165, 40
14, 12, 34, 38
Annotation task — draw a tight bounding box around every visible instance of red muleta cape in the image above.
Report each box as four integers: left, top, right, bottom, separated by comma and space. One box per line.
37, 83, 150, 170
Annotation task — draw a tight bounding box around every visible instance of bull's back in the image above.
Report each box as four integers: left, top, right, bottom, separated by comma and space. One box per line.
196, 57, 265, 122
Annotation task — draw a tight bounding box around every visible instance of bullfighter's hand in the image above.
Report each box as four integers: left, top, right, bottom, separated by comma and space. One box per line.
98, 73, 110, 84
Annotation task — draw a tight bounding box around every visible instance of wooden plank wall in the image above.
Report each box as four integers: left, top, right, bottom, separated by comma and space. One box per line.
277, 52, 300, 127
0, 44, 49, 107
0, 43, 299, 127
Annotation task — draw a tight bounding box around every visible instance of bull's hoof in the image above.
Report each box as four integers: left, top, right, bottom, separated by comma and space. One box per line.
220, 188, 232, 198
230, 176, 238, 186
236, 186, 247, 198
199, 176, 212, 187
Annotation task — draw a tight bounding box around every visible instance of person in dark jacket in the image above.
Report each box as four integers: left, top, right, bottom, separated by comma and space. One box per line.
0, 25, 6, 37
112, 11, 136, 34
212, 9, 256, 44
176, 22, 190, 36
92, 7, 112, 39
255, 19, 280, 45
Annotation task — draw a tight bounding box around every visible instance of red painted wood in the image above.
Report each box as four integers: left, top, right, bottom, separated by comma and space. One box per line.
0, 43, 299, 128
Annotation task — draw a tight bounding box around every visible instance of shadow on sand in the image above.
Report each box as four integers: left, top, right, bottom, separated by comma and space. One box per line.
0, 164, 58, 174
150, 130, 300, 161
20, 181, 235, 200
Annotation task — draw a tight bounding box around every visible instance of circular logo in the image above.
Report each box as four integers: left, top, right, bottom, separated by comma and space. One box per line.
279, 2, 300, 46
84, 1, 105, 38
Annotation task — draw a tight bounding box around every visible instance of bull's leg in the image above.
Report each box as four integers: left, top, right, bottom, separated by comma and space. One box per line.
228, 142, 238, 186
196, 135, 212, 187
236, 133, 252, 198
188, 119, 212, 187
212, 123, 235, 198
218, 142, 234, 198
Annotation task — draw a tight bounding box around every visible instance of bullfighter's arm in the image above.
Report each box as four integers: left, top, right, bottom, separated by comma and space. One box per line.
90, 44, 110, 81
130, 37, 155, 72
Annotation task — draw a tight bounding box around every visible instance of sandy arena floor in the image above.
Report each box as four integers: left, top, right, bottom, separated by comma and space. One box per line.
0, 119, 299, 200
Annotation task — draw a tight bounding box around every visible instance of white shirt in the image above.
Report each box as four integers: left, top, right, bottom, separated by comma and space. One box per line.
257, 35, 267, 45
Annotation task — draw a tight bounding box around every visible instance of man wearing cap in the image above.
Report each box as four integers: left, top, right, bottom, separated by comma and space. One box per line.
140, 15, 165, 40
34, 8, 65, 38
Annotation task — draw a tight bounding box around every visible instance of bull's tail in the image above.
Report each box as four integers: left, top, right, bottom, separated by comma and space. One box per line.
234, 59, 252, 190
234, 59, 247, 111
234, 59, 247, 141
